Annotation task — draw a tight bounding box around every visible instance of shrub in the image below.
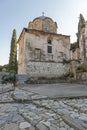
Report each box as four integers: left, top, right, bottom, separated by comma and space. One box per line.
63, 59, 72, 64
1, 72, 17, 87
64, 71, 74, 78
76, 66, 87, 72
70, 42, 79, 52
2, 75, 9, 84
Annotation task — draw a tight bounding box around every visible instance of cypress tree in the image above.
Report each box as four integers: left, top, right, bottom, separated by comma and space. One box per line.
9, 29, 18, 73
78, 14, 85, 32
77, 14, 85, 46
71, 14, 85, 52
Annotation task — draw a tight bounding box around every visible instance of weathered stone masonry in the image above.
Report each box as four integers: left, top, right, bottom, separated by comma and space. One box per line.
26, 61, 68, 78
17, 14, 70, 79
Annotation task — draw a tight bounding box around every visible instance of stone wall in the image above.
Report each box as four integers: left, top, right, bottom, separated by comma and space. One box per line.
26, 61, 69, 78
76, 71, 87, 80
24, 32, 70, 62
18, 31, 70, 75
17, 74, 27, 84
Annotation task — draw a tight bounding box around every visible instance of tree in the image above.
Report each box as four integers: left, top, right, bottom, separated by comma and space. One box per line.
9, 29, 18, 73
2, 72, 18, 89
77, 14, 85, 46
0, 65, 2, 71
71, 14, 86, 52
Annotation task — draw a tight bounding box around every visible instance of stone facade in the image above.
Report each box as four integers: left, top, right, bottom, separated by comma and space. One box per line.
17, 14, 70, 79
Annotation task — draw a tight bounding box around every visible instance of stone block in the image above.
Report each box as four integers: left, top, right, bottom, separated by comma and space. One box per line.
19, 121, 35, 130
17, 74, 27, 84
0, 120, 6, 128
36, 123, 49, 130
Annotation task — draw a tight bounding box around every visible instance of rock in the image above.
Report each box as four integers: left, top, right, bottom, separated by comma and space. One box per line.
36, 123, 49, 130
59, 128, 66, 130
19, 121, 35, 130
49, 125, 60, 130
68, 128, 75, 130
41, 120, 50, 127
81, 122, 87, 129
0, 120, 6, 128
4, 123, 19, 130
78, 116, 87, 123
60, 121, 66, 127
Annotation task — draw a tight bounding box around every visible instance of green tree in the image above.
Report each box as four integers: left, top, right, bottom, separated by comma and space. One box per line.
9, 29, 18, 73
71, 14, 86, 52
2, 64, 9, 72
77, 14, 85, 46
0, 65, 2, 71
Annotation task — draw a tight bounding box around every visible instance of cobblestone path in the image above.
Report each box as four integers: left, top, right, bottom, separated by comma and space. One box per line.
0, 84, 87, 130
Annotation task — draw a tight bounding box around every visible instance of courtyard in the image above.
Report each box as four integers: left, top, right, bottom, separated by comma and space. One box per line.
0, 83, 87, 130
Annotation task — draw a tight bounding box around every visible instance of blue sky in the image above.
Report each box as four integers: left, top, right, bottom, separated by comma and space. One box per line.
0, 0, 87, 65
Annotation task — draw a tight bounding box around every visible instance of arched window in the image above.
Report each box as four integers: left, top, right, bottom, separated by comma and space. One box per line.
44, 23, 50, 31
47, 40, 52, 53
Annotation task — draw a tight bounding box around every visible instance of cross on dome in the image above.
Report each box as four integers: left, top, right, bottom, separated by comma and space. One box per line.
42, 12, 45, 16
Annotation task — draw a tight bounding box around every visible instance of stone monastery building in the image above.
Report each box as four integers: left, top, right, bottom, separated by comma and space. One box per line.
17, 14, 70, 80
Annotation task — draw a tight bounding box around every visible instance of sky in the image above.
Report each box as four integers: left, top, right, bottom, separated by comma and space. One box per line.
0, 0, 87, 65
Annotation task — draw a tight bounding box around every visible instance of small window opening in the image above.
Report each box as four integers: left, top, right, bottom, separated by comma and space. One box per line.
47, 40, 52, 53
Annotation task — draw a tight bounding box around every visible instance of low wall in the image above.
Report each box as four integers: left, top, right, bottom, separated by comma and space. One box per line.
17, 74, 27, 84
27, 61, 69, 78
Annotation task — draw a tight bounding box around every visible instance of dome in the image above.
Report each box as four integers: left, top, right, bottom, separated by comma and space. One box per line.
33, 13, 54, 23
28, 13, 57, 33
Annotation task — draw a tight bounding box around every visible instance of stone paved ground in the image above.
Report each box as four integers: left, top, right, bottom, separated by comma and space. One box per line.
20, 83, 87, 98
0, 84, 87, 130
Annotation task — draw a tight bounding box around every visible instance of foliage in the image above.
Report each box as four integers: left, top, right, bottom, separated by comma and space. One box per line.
70, 42, 79, 52
63, 59, 69, 64
70, 14, 85, 53
0, 64, 9, 72
2, 68, 7, 72
8, 29, 18, 73
76, 65, 87, 73
76, 14, 85, 47
2, 74, 9, 84
64, 71, 74, 78
78, 14, 85, 33
8, 72, 17, 83
1, 72, 18, 87
63, 59, 81, 64
71, 14, 86, 53
0, 65, 3, 71
3, 64, 9, 72
63, 59, 72, 64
